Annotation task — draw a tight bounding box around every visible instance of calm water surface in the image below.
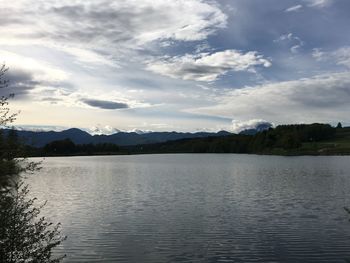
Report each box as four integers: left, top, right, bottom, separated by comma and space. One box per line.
26, 154, 350, 262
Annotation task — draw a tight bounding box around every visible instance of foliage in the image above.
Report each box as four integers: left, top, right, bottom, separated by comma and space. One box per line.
247, 123, 336, 153
0, 65, 17, 127
0, 64, 66, 262
0, 182, 66, 263
42, 138, 122, 155
126, 123, 342, 155
0, 129, 41, 179
0, 65, 40, 180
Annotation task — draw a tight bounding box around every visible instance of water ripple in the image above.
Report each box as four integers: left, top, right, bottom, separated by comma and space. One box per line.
26, 154, 350, 263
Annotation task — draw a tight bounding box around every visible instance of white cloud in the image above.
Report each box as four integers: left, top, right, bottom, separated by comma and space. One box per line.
13, 125, 68, 132
285, 5, 303, 12
54, 46, 119, 68
231, 119, 273, 133
147, 50, 271, 82
0, 50, 68, 83
88, 125, 121, 135
305, 0, 333, 8
186, 72, 350, 124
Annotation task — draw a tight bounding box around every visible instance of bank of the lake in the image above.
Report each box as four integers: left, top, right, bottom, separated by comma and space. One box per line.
25, 124, 350, 157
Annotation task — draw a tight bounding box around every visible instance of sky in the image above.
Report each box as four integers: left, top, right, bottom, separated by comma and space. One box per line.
1, 0, 350, 134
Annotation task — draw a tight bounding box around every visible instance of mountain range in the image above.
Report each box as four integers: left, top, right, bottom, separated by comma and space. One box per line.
2, 123, 274, 147
4, 128, 235, 147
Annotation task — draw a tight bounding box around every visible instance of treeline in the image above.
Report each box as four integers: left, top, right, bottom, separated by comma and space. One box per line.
1, 132, 125, 158
0, 129, 23, 176
128, 123, 349, 155
38, 138, 126, 156
16, 123, 350, 156
249, 123, 336, 152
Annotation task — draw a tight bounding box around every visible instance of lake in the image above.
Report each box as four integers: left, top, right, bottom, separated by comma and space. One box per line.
26, 154, 350, 262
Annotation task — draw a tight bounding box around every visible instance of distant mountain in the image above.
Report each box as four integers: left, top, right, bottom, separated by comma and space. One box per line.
4, 128, 92, 147
3, 128, 233, 147
239, 123, 272, 135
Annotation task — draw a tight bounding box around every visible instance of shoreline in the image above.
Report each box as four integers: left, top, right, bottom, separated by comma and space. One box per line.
27, 151, 350, 158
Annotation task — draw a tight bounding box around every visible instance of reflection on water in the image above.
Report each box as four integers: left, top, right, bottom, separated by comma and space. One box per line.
26, 154, 350, 262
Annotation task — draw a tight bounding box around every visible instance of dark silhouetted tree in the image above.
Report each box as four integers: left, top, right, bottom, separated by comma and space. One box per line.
0, 64, 66, 262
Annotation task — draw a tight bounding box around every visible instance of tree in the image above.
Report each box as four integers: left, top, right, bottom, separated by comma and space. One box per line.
0, 64, 19, 178
337, 122, 342, 129
0, 183, 66, 263
0, 64, 66, 262
0, 65, 17, 127
0, 65, 39, 180
44, 138, 76, 155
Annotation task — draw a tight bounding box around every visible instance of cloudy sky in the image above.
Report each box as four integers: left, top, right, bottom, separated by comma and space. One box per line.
1, 0, 350, 133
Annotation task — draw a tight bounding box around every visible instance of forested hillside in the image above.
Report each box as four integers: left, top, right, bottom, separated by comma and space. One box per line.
127, 124, 350, 155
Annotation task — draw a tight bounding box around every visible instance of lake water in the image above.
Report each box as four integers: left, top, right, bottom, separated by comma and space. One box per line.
26, 154, 350, 262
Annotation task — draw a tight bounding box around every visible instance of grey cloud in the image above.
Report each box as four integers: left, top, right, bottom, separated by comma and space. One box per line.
188, 72, 350, 124
0, 8, 28, 25
274, 33, 304, 54
81, 99, 129, 110
123, 77, 162, 90
312, 46, 350, 71
0, 69, 39, 98
41, 97, 63, 102
47, 5, 134, 44
0, 17, 23, 26
40, 97, 63, 105
289, 78, 350, 108
0, 67, 75, 102
4, 1, 226, 52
